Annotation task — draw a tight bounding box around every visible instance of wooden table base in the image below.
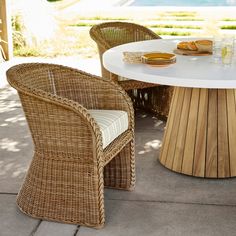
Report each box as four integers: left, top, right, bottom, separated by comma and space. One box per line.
159, 87, 236, 178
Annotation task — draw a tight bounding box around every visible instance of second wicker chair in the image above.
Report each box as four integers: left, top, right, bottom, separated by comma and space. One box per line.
89, 21, 173, 119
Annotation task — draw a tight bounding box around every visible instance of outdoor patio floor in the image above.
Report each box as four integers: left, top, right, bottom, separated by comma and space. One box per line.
1, 58, 236, 236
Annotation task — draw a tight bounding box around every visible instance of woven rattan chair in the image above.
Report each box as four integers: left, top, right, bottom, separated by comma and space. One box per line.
6, 63, 135, 228
90, 21, 173, 119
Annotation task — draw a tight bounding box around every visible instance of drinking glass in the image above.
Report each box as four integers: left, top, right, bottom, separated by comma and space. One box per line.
221, 35, 234, 67
232, 37, 236, 66
212, 36, 222, 63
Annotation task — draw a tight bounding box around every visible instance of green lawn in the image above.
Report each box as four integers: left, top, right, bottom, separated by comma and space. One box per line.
12, 7, 236, 58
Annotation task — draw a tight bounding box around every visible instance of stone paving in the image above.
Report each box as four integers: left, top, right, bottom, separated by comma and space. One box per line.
1, 58, 236, 236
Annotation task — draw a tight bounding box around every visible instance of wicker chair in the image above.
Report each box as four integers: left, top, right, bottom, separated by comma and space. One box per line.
89, 21, 173, 119
6, 63, 135, 228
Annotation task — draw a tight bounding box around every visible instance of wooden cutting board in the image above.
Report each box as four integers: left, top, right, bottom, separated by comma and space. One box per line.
174, 49, 212, 56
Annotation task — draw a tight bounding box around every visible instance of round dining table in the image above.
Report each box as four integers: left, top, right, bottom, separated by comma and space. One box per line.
103, 38, 236, 178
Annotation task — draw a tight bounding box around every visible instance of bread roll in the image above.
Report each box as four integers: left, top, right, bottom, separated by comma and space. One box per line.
177, 41, 198, 51
195, 40, 213, 52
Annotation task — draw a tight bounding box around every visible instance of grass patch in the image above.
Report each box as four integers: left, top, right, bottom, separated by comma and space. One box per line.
154, 30, 191, 36
71, 23, 94, 27
148, 24, 201, 29
154, 17, 204, 21
14, 29, 97, 58
71, 23, 201, 30
77, 16, 129, 20
73, 15, 204, 22
69, 22, 202, 29
222, 18, 236, 21
14, 46, 41, 57
221, 25, 236, 29
160, 11, 197, 17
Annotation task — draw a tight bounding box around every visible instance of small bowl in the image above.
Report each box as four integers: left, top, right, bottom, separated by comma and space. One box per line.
141, 52, 176, 65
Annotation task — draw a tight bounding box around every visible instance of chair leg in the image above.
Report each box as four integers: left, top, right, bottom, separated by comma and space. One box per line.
104, 140, 135, 190
16, 152, 105, 228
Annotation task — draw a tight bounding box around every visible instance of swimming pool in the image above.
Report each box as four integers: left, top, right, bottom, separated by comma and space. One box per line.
129, 0, 236, 6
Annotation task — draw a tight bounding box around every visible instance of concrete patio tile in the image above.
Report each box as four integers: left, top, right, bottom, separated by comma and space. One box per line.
105, 159, 236, 207
34, 221, 78, 236
0, 86, 19, 101
0, 194, 40, 236
105, 112, 236, 206
78, 199, 236, 236
0, 106, 33, 193
135, 111, 166, 133
0, 88, 21, 115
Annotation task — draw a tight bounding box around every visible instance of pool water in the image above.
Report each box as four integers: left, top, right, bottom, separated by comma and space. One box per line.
129, 0, 236, 6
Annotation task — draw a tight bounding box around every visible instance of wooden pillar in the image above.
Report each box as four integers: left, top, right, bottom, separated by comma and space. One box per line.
0, 0, 13, 61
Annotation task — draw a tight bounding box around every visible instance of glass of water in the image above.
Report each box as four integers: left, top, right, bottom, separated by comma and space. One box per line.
232, 37, 236, 65
212, 36, 222, 63
221, 35, 234, 67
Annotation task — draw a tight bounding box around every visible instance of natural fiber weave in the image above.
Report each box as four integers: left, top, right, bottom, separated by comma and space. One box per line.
123, 51, 150, 63
89, 21, 173, 119
6, 63, 135, 228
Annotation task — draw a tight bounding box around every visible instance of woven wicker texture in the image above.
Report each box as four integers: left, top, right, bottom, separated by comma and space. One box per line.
123, 51, 154, 63
89, 21, 173, 119
6, 63, 135, 228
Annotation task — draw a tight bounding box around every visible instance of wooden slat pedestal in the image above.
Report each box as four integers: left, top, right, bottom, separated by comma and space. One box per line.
159, 87, 236, 178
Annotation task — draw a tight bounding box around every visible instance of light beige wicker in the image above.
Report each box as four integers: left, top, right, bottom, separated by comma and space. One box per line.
89, 21, 173, 119
6, 63, 135, 228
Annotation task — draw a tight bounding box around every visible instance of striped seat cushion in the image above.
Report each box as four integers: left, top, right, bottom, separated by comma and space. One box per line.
88, 110, 128, 148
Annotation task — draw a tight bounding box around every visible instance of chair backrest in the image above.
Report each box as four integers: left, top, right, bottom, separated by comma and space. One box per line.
6, 63, 104, 106
6, 63, 103, 156
90, 21, 161, 80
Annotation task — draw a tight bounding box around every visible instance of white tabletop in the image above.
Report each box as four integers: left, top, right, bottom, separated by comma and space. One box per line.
103, 38, 236, 89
